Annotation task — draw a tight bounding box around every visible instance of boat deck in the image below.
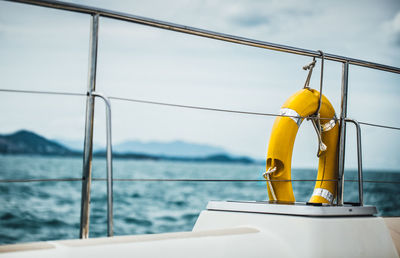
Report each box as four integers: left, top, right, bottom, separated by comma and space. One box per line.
1, 206, 399, 258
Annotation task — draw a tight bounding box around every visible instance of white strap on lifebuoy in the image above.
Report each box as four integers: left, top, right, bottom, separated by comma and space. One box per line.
279, 108, 302, 127
321, 114, 337, 132
312, 188, 334, 203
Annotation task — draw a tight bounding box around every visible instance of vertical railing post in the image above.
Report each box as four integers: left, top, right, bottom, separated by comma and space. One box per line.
92, 92, 114, 237
345, 119, 364, 206
80, 13, 100, 239
337, 61, 349, 206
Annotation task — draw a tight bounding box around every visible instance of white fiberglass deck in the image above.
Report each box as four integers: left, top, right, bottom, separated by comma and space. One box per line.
207, 200, 378, 216
1, 202, 398, 258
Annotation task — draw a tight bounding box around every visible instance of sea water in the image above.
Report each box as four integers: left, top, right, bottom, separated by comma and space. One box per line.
0, 155, 399, 244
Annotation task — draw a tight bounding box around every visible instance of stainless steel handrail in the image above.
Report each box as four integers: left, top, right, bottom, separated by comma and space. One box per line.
6, 0, 400, 74
80, 13, 99, 239
337, 61, 349, 205
345, 118, 364, 206
92, 92, 114, 237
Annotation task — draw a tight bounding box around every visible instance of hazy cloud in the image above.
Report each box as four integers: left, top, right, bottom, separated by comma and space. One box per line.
391, 12, 400, 45
232, 14, 269, 28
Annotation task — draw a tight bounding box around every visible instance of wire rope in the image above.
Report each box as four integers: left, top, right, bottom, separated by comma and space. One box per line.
0, 88, 85, 97
1, 88, 399, 130
1, 178, 400, 184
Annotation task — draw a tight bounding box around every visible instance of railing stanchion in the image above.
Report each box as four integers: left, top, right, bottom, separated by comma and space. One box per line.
92, 92, 114, 237
80, 13, 99, 239
337, 61, 349, 206
345, 119, 364, 206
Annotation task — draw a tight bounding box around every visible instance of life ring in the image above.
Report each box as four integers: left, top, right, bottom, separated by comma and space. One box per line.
264, 88, 339, 204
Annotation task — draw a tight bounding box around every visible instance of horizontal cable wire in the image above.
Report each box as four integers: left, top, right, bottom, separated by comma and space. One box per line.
358, 121, 400, 131
1, 178, 400, 184
0, 88, 86, 97
96, 178, 336, 182
96, 178, 400, 184
0, 178, 83, 183
110, 96, 400, 128
0, 88, 332, 121
110, 96, 285, 118
109, 96, 334, 121
1, 88, 399, 130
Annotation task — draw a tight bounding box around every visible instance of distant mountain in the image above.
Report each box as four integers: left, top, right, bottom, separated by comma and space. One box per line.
55, 138, 228, 158
0, 130, 254, 164
0, 130, 74, 155
94, 152, 253, 164
166, 154, 254, 164
113, 140, 227, 158
54, 138, 103, 152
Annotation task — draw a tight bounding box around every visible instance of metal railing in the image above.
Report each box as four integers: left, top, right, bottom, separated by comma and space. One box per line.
6, 0, 400, 74
2, 0, 400, 239
91, 92, 114, 237
344, 119, 364, 206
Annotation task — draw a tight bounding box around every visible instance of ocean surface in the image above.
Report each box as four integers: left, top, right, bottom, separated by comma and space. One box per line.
0, 155, 399, 245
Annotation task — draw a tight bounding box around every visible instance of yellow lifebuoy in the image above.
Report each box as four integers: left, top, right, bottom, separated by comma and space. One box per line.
265, 88, 339, 204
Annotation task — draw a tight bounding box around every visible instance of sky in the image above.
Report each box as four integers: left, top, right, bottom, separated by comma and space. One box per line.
0, 0, 399, 169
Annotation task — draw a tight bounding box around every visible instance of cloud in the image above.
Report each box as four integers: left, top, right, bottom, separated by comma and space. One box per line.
232, 14, 269, 28
380, 10, 400, 54
391, 12, 400, 45
393, 12, 400, 32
